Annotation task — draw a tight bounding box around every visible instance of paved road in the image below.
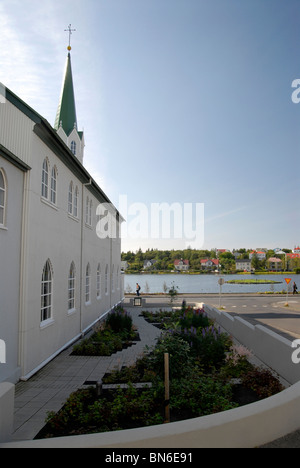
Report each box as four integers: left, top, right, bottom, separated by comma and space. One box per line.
205, 295, 300, 341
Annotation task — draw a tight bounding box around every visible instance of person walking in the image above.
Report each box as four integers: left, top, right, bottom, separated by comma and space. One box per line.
293, 282, 298, 295
136, 283, 141, 297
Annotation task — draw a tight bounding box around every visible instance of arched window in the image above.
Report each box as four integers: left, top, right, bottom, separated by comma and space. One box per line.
50, 166, 57, 205
89, 200, 92, 226
85, 196, 89, 224
41, 159, 49, 199
68, 182, 73, 214
85, 263, 91, 304
74, 187, 79, 218
0, 169, 7, 227
41, 260, 53, 322
68, 262, 76, 312
71, 140, 77, 156
97, 263, 101, 299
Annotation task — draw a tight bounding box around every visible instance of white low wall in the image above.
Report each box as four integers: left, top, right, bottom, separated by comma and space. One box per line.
2, 382, 300, 448
0, 382, 14, 443
199, 303, 300, 385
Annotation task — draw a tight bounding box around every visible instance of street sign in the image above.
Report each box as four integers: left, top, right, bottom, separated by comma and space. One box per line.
285, 278, 292, 305
218, 278, 225, 286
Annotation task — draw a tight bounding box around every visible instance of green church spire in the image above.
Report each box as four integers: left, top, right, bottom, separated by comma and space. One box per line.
54, 51, 77, 136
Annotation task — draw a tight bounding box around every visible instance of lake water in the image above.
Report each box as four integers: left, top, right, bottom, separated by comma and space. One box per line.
123, 273, 297, 294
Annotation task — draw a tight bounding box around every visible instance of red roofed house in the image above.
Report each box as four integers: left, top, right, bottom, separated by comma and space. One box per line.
200, 258, 220, 272
286, 253, 300, 271
174, 259, 190, 271
249, 251, 266, 261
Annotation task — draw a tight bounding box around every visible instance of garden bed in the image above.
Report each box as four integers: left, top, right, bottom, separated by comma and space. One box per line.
71, 306, 139, 357
36, 306, 284, 440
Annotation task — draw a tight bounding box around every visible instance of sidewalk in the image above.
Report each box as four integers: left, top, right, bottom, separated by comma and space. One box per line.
12, 305, 161, 441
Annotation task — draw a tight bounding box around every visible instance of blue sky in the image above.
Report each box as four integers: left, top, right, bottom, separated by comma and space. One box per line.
0, 0, 299, 252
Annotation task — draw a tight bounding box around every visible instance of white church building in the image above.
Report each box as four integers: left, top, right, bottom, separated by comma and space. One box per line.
0, 45, 124, 384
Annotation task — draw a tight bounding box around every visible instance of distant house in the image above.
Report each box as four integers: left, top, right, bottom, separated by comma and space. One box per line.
249, 251, 266, 261
216, 249, 230, 256
174, 259, 190, 271
121, 261, 129, 272
286, 253, 300, 260
286, 253, 300, 271
143, 259, 156, 269
293, 246, 300, 254
235, 259, 252, 272
200, 258, 219, 271
267, 257, 283, 271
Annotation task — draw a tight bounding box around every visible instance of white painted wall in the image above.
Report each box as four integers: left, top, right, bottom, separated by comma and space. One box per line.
0, 156, 24, 383
19, 131, 123, 379
0, 87, 123, 381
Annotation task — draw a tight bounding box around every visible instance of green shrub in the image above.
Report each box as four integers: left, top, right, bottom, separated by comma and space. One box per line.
181, 325, 232, 371
106, 306, 133, 334
72, 306, 134, 356
179, 307, 210, 330
170, 372, 237, 417
146, 333, 192, 380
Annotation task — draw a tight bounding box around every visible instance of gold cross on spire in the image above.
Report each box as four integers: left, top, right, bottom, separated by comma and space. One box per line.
65, 24, 76, 51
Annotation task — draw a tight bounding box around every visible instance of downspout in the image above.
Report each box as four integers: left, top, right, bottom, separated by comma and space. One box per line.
18, 170, 30, 378
110, 236, 112, 311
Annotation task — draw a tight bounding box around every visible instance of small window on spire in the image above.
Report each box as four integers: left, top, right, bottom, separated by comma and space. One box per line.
71, 141, 77, 156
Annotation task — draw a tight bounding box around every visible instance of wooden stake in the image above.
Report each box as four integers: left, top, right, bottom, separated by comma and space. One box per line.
164, 353, 170, 423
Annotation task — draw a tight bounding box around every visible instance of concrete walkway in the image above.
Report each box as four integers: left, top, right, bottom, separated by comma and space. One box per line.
12, 305, 161, 441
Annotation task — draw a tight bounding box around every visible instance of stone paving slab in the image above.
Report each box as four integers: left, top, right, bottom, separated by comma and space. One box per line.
12, 305, 161, 441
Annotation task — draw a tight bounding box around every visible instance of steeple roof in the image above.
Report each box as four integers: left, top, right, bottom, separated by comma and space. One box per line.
54, 52, 77, 136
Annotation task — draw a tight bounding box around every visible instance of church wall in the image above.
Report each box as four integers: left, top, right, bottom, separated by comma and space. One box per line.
19, 132, 123, 379
0, 83, 123, 381
80, 187, 123, 332
0, 156, 24, 383
19, 134, 83, 377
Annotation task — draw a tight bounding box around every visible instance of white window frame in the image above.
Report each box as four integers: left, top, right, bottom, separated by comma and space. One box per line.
41, 159, 49, 199
74, 186, 79, 218
85, 196, 89, 224
0, 169, 7, 227
68, 182, 73, 215
85, 263, 91, 304
41, 260, 53, 324
50, 166, 57, 205
71, 140, 77, 156
68, 262, 76, 313
89, 199, 92, 226
97, 263, 101, 299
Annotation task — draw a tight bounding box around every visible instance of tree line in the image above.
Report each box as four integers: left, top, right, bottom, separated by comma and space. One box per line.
121, 248, 296, 273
